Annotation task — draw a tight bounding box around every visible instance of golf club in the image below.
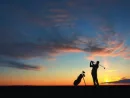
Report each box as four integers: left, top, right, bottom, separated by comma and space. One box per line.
100, 65, 105, 69
91, 61, 105, 69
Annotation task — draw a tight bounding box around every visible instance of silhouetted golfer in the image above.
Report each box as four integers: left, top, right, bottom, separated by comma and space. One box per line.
90, 61, 99, 86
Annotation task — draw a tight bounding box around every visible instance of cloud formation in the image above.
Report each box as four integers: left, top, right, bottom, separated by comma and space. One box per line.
0, 58, 43, 70
101, 77, 130, 84
76, 32, 129, 60
0, 0, 130, 70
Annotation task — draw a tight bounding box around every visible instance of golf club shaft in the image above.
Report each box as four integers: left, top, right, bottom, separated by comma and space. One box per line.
100, 65, 105, 69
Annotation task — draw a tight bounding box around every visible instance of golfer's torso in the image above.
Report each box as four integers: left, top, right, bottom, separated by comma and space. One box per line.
91, 67, 98, 74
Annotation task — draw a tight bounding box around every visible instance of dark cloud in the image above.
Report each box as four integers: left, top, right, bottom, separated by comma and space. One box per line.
101, 77, 130, 84
0, 41, 82, 59
0, 30, 82, 70
0, 59, 42, 70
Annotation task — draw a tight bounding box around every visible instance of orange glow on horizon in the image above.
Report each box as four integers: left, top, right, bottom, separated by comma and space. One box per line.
0, 77, 93, 86
0, 78, 129, 86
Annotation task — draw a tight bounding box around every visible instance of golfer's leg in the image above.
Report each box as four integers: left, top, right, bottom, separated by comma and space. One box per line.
95, 77, 99, 86
92, 76, 94, 85
92, 76, 96, 86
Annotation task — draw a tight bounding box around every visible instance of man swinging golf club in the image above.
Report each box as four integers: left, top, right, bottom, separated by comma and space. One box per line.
90, 61, 100, 86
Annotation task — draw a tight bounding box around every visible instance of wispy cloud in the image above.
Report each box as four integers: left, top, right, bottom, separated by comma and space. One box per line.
0, 59, 43, 71
101, 77, 130, 84
76, 32, 129, 60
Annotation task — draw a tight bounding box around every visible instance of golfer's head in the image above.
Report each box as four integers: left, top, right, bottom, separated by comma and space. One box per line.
96, 61, 99, 64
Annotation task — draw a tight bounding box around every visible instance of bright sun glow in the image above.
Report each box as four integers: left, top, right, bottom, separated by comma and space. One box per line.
104, 78, 110, 83
105, 79, 109, 82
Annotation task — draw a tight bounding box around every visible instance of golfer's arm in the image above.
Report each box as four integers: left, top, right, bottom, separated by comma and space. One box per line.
90, 62, 93, 67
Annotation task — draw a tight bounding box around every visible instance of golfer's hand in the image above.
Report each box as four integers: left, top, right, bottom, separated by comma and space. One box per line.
91, 61, 94, 63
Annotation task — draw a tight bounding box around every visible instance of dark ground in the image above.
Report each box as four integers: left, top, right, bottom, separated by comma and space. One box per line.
0, 85, 130, 97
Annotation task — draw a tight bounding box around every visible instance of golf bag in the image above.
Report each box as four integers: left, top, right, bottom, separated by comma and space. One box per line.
73, 71, 85, 86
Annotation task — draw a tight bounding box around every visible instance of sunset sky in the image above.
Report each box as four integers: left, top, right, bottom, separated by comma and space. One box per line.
0, 0, 130, 86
